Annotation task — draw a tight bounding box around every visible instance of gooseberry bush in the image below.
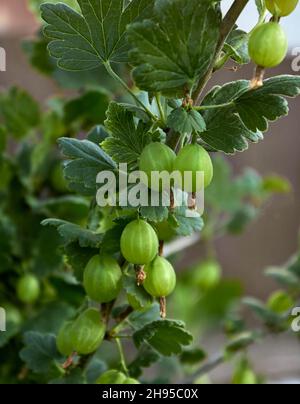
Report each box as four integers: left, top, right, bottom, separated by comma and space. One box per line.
1, 0, 300, 384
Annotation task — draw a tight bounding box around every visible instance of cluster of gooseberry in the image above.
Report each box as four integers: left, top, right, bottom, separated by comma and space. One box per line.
53, 141, 214, 362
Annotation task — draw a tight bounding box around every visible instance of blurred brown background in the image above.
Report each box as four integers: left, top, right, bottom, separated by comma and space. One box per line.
0, 0, 299, 299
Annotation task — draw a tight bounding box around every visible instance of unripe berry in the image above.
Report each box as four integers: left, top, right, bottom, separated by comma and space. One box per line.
56, 321, 74, 357
194, 260, 221, 291
266, 0, 298, 17
248, 22, 288, 68
70, 308, 105, 355
96, 370, 140, 384
143, 256, 176, 297
139, 142, 176, 191
83, 255, 122, 303
17, 274, 40, 304
173, 144, 213, 192
96, 370, 126, 384
120, 220, 159, 265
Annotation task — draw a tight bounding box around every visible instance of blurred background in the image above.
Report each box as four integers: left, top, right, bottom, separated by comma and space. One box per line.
1, 0, 300, 384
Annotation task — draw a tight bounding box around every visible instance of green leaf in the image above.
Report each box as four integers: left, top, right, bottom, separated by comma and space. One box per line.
101, 216, 133, 255
255, 0, 266, 16
28, 195, 90, 223
128, 0, 221, 97
30, 0, 80, 19
140, 205, 169, 223
64, 91, 109, 128
167, 108, 206, 134
0, 88, 40, 138
87, 125, 109, 144
124, 269, 153, 310
49, 368, 85, 384
226, 205, 258, 235
170, 207, 204, 236
0, 322, 20, 349
201, 81, 262, 153
133, 320, 193, 356
286, 255, 300, 279
129, 345, 160, 378
64, 242, 99, 281
41, 0, 154, 69
235, 168, 263, 197
224, 29, 250, 65
243, 297, 280, 325
42, 218, 102, 248
225, 331, 259, 354
206, 158, 266, 215
205, 156, 239, 212
58, 137, 116, 195
179, 348, 206, 365
129, 303, 161, 329
31, 226, 63, 277
85, 357, 107, 383
0, 126, 7, 156
23, 302, 75, 335
118, 103, 151, 123
20, 332, 62, 374
262, 175, 291, 194
265, 267, 300, 287
22, 34, 56, 75
23, 33, 121, 91
236, 75, 300, 132
102, 102, 151, 166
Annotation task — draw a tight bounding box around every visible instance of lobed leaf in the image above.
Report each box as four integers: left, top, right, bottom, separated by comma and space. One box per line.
41, 0, 154, 69
133, 320, 193, 356
20, 332, 62, 374
42, 218, 102, 248
102, 102, 152, 166
128, 0, 221, 97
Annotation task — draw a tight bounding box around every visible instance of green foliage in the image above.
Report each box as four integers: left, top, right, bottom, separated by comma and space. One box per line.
124, 269, 153, 310
41, 0, 154, 69
57, 137, 116, 194
42, 219, 102, 248
1, 0, 300, 386
167, 108, 206, 135
0, 88, 40, 138
20, 332, 63, 374
64, 91, 109, 129
223, 29, 250, 65
102, 102, 152, 166
133, 320, 193, 356
236, 76, 300, 132
200, 76, 300, 153
128, 0, 221, 97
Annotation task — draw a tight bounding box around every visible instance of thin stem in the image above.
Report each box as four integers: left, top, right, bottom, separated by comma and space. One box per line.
112, 335, 132, 339
109, 307, 133, 336
104, 61, 157, 121
187, 353, 225, 382
115, 338, 129, 376
194, 101, 235, 111
155, 94, 166, 123
192, 0, 250, 104
178, 132, 188, 151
